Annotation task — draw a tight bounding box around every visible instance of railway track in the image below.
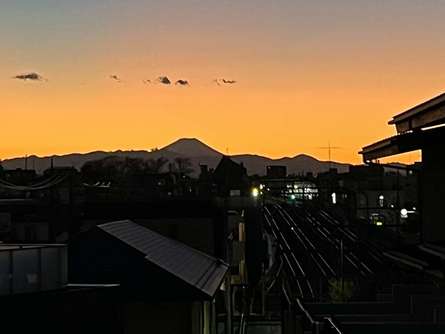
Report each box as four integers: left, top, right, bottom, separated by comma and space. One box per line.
264, 203, 388, 300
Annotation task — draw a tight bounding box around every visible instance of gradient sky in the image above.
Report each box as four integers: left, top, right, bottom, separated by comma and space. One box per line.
1, 0, 444, 163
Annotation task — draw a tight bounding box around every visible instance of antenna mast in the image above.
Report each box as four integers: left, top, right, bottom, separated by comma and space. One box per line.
318, 142, 341, 169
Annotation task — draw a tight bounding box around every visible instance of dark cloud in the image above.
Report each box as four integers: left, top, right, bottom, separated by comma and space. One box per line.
109, 75, 122, 82
175, 79, 189, 86
157, 76, 171, 85
214, 78, 237, 86
13, 72, 44, 81
222, 79, 236, 84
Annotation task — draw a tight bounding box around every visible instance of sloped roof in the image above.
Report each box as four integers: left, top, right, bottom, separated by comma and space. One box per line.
214, 155, 247, 176
98, 220, 228, 298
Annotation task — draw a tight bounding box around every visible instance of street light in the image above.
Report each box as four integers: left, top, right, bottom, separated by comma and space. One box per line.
400, 208, 408, 219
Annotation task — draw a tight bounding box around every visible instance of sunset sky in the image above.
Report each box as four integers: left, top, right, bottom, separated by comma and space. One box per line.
1, 1, 444, 163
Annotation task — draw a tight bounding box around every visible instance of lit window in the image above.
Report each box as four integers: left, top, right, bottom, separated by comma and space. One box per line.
378, 195, 384, 207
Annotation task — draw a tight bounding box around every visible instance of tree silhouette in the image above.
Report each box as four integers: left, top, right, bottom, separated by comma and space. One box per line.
144, 157, 168, 173
81, 156, 123, 184
81, 156, 173, 185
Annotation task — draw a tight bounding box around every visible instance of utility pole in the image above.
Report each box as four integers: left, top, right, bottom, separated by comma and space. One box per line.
340, 238, 344, 301
396, 169, 400, 234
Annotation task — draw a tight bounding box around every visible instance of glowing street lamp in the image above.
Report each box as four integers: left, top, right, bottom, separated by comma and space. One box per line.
400, 208, 408, 219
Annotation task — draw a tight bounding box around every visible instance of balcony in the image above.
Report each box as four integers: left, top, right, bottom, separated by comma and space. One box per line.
0, 244, 67, 295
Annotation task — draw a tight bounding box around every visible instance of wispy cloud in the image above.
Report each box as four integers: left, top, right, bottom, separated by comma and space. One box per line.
175, 79, 189, 86
13, 72, 45, 81
157, 76, 171, 85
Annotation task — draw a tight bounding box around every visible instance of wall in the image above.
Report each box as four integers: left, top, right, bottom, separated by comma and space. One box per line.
421, 139, 445, 242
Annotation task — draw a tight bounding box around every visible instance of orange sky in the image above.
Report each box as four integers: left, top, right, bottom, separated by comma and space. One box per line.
1, 1, 444, 164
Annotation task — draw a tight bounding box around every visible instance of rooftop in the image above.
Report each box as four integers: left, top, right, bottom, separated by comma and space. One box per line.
0, 243, 65, 251
98, 220, 229, 298
360, 125, 445, 161
361, 93, 445, 161
388, 92, 445, 133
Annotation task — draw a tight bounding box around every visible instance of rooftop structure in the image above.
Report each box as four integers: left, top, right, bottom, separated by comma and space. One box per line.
70, 220, 229, 300
361, 92, 445, 161
361, 93, 445, 242
98, 220, 228, 298
388, 92, 445, 133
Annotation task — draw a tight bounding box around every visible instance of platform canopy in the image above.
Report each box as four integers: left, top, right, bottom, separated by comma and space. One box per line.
360, 126, 445, 162
389, 92, 445, 134
361, 93, 445, 162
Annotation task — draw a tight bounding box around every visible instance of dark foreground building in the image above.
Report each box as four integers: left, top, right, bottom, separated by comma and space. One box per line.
0, 243, 120, 333
361, 92, 445, 243
69, 220, 229, 334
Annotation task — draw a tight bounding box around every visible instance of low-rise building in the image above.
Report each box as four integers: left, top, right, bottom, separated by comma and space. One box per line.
69, 220, 229, 334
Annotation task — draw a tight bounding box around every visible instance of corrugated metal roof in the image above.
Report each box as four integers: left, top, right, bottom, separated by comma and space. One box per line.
98, 220, 228, 298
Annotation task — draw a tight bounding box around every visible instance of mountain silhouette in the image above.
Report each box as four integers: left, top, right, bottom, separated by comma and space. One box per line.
0, 138, 350, 175
163, 138, 222, 157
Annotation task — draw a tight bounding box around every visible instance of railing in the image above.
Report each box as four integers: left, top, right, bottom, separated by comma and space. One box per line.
236, 283, 250, 334
238, 312, 247, 334
281, 280, 344, 334
0, 244, 67, 295
323, 317, 343, 334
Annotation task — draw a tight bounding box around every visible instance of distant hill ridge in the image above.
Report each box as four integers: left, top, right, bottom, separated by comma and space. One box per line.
0, 138, 350, 175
